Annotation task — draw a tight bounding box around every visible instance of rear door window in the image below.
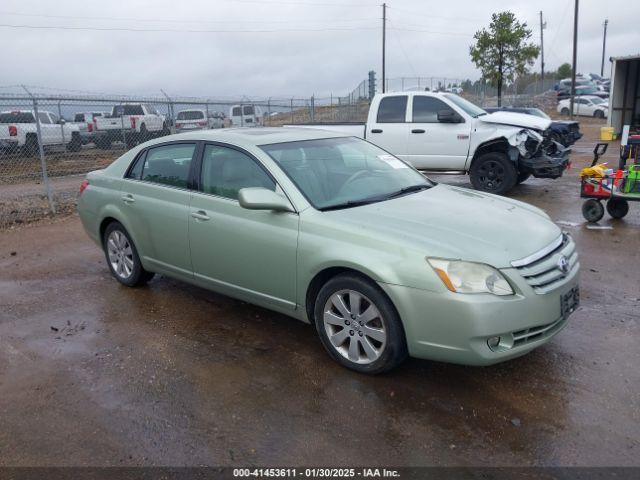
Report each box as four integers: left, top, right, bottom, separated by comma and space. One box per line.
376, 96, 408, 123
133, 143, 196, 188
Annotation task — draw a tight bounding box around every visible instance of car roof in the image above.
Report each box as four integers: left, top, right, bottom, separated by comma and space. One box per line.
154, 127, 349, 147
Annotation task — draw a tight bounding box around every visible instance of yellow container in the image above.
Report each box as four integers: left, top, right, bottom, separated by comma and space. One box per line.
601, 126, 615, 141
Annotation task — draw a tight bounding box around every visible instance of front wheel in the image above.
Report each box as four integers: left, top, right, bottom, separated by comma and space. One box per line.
469, 152, 517, 195
314, 274, 407, 374
66, 132, 82, 152
103, 221, 154, 287
582, 199, 605, 223
606, 198, 629, 219
561, 107, 570, 116
594, 110, 605, 119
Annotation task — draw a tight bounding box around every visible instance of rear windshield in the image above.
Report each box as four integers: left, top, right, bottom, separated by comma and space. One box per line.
243, 106, 255, 115
112, 105, 144, 117
177, 111, 204, 120
0, 112, 35, 123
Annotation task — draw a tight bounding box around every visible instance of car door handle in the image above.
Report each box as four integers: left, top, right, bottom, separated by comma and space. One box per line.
411, 129, 426, 134
121, 194, 135, 204
191, 210, 210, 221
371, 129, 383, 133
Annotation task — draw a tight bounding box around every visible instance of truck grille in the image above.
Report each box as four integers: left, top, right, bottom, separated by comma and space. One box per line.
511, 234, 579, 294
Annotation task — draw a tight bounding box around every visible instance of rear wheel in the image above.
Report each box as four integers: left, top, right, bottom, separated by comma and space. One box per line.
561, 107, 570, 116
95, 136, 112, 150
103, 221, 154, 287
582, 199, 605, 223
470, 152, 517, 195
66, 132, 82, 152
139, 124, 148, 143
606, 198, 629, 219
594, 110, 605, 119
314, 273, 407, 374
23, 134, 39, 157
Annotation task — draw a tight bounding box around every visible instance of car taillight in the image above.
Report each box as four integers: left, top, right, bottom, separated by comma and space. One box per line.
130, 117, 137, 129
79, 179, 89, 196
87, 123, 93, 132
197, 121, 207, 127
8, 125, 17, 136
175, 122, 181, 129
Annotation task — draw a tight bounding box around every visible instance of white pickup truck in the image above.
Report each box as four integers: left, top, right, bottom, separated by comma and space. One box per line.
93, 104, 168, 149
287, 92, 570, 195
0, 110, 81, 155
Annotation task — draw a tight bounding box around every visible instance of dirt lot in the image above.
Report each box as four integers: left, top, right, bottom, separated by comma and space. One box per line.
0, 123, 639, 467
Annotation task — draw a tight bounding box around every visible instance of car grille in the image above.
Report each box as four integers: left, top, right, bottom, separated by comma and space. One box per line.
512, 316, 566, 347
511, 234, 579, 294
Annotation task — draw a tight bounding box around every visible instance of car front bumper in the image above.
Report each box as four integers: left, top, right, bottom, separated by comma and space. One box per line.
378, 264, 579, 366
520, 147, 571, 179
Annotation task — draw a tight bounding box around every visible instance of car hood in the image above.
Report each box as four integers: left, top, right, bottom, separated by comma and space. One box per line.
324, 185, 561, 268
479, 111, 551, 131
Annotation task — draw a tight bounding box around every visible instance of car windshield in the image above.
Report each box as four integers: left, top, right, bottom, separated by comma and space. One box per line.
590, 97, 607, 105
261, 137, 433, 211
442, 93, 486, 117
0, 112, 35, 123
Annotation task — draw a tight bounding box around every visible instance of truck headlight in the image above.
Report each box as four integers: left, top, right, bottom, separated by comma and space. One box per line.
427, 258, 514, 296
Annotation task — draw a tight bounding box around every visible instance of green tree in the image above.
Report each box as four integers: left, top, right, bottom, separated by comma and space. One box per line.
557, 63, 572, 79
470, 12, 540, 106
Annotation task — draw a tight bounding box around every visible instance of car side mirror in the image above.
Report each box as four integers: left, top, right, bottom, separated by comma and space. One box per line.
437, 109, 463, 123
59, 119, 66, 125
238, 187, 294, 212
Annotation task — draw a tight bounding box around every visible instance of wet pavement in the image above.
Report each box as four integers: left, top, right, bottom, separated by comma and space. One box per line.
0, 124, 639, 467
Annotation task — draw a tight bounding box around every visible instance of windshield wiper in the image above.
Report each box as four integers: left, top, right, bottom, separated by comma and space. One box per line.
474, 112, 488, 117
319, 198, 383, 211
385, 183, 431, 199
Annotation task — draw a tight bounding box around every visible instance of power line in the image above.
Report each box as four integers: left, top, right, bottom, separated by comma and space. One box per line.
0, 10, 379, 25
388, 25, 473, 37
387, 20, 418, 78
0, 23, 378, 34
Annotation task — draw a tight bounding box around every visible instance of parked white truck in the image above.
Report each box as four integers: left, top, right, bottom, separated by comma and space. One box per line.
287, 92, 570, 194
93, 104, 168, 149
0, 110, 81, 155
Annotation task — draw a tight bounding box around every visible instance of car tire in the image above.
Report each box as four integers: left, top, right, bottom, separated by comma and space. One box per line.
23, 134, 39, 157
103, 221, 154, 287
582, 199, 605, 223
139, 124, 148, 143
516, 171, 531, 184
561, 107, 570, 116
469, 152, 517, 195
95, 137, 112, 150
314, 273, 408, 374
606, 198, 629, 219
594, 110, 605, 119
66, 132, 82, 152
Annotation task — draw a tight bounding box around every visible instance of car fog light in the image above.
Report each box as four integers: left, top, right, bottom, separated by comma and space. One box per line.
487, 336, 501, 350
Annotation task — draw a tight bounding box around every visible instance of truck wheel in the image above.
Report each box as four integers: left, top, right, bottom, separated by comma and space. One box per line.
516, 172, 531, 184
161, 122, 170, 135
582, 199, 604, 223
23, 134, 39, 157
470, 152, 517, 195
561, 107, 570, 116
139, 124, 148, 143
95, 137, 112, 150
606, 198, 629, 219
66, 132, 82, 152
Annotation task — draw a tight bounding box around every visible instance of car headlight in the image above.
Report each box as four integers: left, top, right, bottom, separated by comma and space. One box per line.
427, 258, 514, 296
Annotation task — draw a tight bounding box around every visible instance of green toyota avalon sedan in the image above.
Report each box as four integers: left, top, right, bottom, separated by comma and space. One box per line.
77, 128, 580, 374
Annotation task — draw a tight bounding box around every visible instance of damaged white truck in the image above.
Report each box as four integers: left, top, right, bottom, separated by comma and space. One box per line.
287, 92, 570, 195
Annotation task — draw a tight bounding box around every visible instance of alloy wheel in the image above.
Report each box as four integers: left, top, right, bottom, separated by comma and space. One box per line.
107, 230, 134, 279
323, 289, 387, 364
477, 160, 505, 191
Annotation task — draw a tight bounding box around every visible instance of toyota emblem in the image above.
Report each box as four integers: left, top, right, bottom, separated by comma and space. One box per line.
557, 255, 569, 274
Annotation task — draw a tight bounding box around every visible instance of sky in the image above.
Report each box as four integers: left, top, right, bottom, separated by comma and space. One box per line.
1, 0, 638, 100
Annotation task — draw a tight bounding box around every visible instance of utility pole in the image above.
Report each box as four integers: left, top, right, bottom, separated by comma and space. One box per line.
569, 0, 579, 120
382, 3, 386, 93
539, 11, 546, 85
600, 19, 608, 78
